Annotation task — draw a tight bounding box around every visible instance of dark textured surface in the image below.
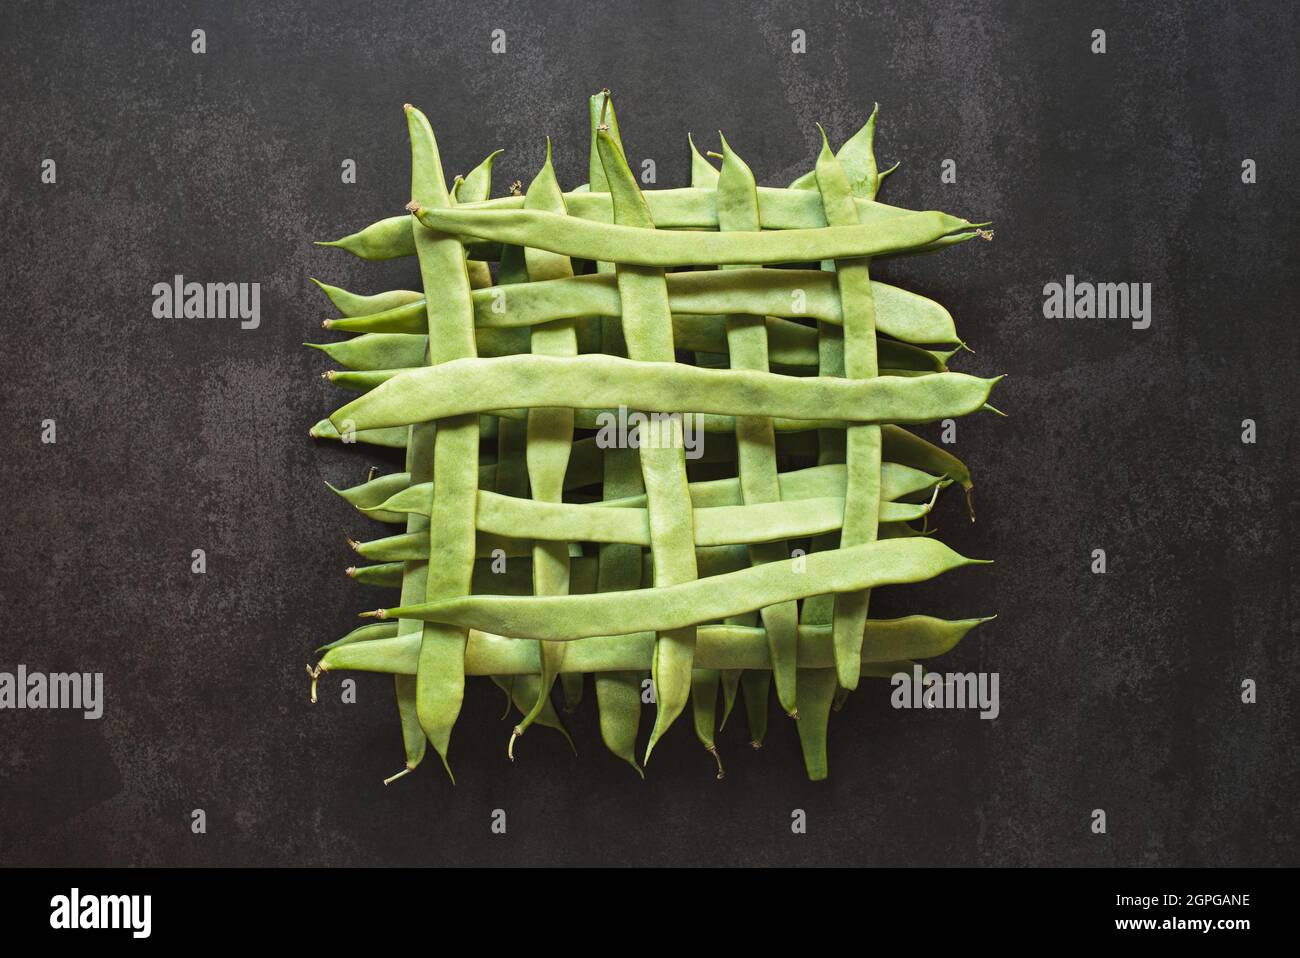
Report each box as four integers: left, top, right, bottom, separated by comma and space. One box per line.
0, 0, 1296, 867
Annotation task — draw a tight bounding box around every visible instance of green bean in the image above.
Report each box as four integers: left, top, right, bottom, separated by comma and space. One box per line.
311, 279, 422, 317
595, 107, 699, 764
882, 424, 976, 519
376, 538, 986, 637
316, 332, 945, 383
322, 270, 957, 345
511, 140, 580, 754
405, 104, 480, 780
323, 182, 973, 255
790, 104, 885, 199
383, 388, 438, 782
326, 470, 411, 524
388, 674, 426, 784
317, 319, 914, 372
348, 561, 403, 588
358, 492, 930, 555
589, 92, 649, 776
454, 153, 502, 290
815, 126, 884, 692
740, 670, 771, 747
795, 668, 838, 780
329, 355, 998, 432
316, 215, 499, 262
412, 203, 982, 268
321, 615, 993, 676
715, 132, 802, 718
309, 417, 407, 449
316, 621, 399, 655
688, 132, 719, 187
308, 334, 427, 371
376, 469, 935, 524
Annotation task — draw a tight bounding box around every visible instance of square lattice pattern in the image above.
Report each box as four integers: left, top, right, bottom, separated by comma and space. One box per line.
308, 92, 1000, 782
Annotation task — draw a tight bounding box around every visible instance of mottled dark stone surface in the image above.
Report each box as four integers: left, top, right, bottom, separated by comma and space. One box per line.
0, 0, 1295, 867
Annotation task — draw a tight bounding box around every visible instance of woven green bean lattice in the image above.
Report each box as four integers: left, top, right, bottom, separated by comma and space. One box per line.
308, 92, 999, 782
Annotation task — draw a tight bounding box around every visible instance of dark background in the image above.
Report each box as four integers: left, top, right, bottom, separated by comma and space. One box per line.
0, 0, 1295, 867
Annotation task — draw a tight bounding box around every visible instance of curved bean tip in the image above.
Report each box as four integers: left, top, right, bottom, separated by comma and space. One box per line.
507, 726, 523, 762
963, 484, 976, 522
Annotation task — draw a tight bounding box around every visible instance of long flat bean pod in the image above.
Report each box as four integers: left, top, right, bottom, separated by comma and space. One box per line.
320, 615, 993, 676
328, 355, 998, 431
376, 538, 987, 637
412, 205, 982, 268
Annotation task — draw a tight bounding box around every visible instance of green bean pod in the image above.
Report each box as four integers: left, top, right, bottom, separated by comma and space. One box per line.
378, 538, 988, 638
595, 104, 700, 764
320, 615, 993, 676
412, 205, 983, 268
405, 104, 480, 780
322, 270, 958, 345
